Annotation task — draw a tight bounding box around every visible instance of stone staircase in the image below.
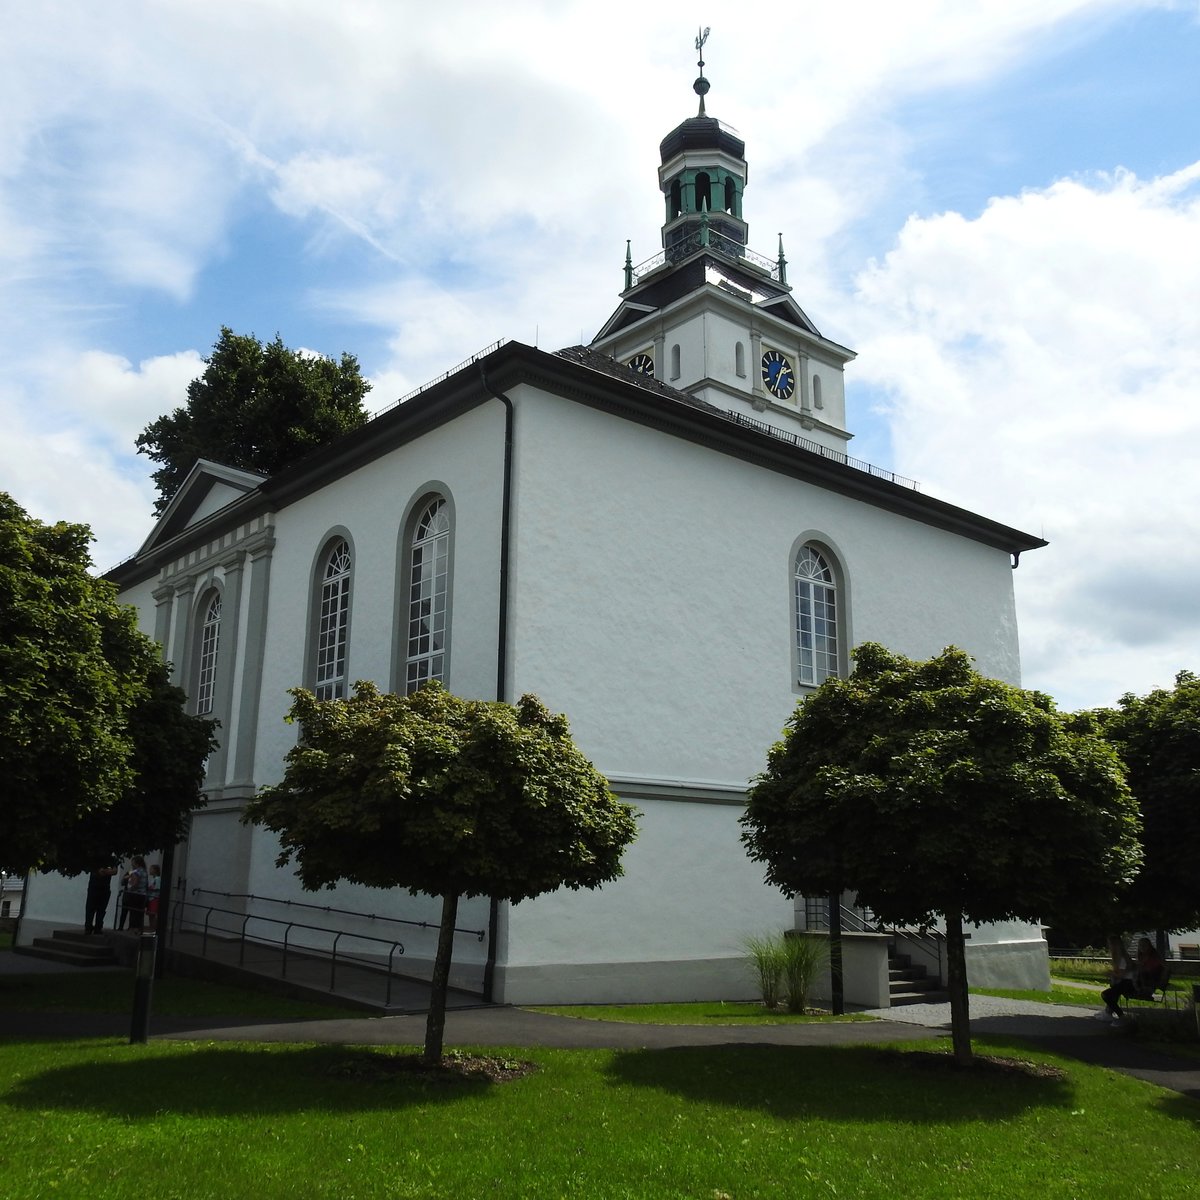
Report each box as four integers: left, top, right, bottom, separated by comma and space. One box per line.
17, 929, 122, 968
888, 943, 948, 1006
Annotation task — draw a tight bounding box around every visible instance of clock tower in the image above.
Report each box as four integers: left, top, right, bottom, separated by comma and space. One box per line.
590, 38, 855, 453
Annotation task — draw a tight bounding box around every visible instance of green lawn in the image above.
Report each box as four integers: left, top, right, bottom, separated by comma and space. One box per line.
525, 1001, 874, 1024
0, 1035, 1196, 1199
972, 982, 1102, 1007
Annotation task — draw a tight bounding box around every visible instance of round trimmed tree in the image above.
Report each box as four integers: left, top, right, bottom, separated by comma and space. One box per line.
741, 643, 1141, 1065
246, 681, 638, 1062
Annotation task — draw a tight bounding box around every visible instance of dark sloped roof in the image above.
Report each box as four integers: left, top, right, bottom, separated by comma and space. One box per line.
660, 115, 745, 162
554, 345, 727, 416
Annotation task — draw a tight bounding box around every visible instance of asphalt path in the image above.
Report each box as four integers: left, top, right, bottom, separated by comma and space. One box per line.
2, 952, 1198, 1099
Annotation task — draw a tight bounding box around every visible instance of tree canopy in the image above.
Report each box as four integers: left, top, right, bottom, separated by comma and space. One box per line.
246, 681, 638, 1061
1094, 671, 1200, 936
741, 643, 1141, 1064
136, 326, 371, 514
0, 493, 214, 875
48, 659, 217, 876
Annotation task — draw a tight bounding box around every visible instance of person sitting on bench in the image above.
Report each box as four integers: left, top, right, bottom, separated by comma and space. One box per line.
1101, 937, 1165, 1019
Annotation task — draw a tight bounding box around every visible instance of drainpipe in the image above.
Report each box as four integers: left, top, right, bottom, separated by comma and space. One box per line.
477, 360, 515, 1004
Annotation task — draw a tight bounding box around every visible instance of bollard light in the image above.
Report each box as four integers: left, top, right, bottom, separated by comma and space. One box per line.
130, 932, 157, 1044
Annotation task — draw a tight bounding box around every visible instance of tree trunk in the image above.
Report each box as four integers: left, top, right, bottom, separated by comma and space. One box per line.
828, 893, 844, 1015
423, 892, 460, 1066
944, 911, 973, 1066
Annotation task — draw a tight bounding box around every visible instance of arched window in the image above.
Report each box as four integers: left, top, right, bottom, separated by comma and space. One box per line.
724, 176, 736, 214
812, 374, 823, 410
735, 341, 746, 377
670, 343, 681, 380
670, 179, 682, 220
195, 591, 221, 715
315, 539, 352, 700
795, 545, 839, 686
405, 497, 451, 693
695, 172, 711, 213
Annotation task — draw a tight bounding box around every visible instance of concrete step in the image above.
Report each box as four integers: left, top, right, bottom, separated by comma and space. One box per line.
890, 989, 950, 1006
889, 964, 928, 982
889, 974, 939, 994
19, 930, 121, 968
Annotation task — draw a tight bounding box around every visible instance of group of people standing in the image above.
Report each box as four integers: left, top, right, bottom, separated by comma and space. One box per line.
84, 857, 161, 935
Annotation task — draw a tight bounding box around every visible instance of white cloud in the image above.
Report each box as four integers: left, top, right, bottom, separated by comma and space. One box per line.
851, 160, 1200, 708
0, 0, 1193, 712
0, 348, 201, 568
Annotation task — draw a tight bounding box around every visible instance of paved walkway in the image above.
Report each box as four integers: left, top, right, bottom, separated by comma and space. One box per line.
3, 952, 1198, 1100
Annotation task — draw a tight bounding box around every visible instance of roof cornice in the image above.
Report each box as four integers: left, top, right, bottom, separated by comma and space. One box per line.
107, 340, 1044, 588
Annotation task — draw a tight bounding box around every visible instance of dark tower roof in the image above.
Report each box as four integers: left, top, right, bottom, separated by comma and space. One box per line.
659, 115, 745, 164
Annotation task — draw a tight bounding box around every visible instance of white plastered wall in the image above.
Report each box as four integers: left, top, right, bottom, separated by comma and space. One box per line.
494, 796, 790, 1004
490, 383, 1042, 997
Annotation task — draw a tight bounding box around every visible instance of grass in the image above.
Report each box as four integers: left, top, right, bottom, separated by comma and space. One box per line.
525, 1001, 873, 1024
0, 967, 362, 1020
972, 983, 1104, 1007
0, 1034, 1196, 1199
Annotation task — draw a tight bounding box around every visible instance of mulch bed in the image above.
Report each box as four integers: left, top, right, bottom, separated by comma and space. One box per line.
326, 1049, 539, 1084
876, 1047, 1067, 1080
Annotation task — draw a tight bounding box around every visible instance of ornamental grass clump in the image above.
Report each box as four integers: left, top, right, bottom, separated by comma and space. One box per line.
782, 931, 829, 1013
744, 932, 787, 1009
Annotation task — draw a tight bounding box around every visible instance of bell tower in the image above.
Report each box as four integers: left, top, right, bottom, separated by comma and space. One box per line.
591, 32, 856, 455
658, 30, 749, 265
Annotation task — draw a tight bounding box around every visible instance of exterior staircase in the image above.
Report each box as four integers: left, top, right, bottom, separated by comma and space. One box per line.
888, 943, 948, 1006
17, 929, 122, 968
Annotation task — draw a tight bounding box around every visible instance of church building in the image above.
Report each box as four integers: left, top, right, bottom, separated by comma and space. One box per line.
20, 61, 1050, 1004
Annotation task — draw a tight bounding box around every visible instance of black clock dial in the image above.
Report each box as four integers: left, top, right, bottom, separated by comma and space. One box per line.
628, 352, 655, 377
761, 349, 795, 400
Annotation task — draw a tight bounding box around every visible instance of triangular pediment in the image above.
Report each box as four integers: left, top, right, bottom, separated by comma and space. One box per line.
137, 459, 267, 555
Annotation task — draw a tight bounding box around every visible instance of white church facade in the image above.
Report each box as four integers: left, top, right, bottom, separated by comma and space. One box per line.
20, 67, 1051, 1003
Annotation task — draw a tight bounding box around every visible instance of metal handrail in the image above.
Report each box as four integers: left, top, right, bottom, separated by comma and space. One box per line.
802, 897, 948, 980
171, 897, 409, 1006
725, 412, 920, 491
190, 887, 487, 942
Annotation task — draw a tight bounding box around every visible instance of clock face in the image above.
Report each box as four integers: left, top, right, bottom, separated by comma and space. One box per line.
761, 349, 795, 400
628, 352, 655, 377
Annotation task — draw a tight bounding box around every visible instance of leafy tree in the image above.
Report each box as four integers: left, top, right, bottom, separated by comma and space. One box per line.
137, 327, 371, 514
0, 495, 156, 872
246, 681, 638, 1063
1095, 671, 1200, 937
47, 659, 217, 876
741, 643, 1140, 1065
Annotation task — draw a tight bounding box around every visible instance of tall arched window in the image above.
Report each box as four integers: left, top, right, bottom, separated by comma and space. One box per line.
812, 374, 823, 410
315, 539, 352, 700
724, 176, 736, 214
795, 545, 839, 686
695, 172, 712, 212
735, 341, 746, 377
670, 179, 682, 220
670, 343, 681, 380
195, 591, 221, 715
405, 498, 450, 693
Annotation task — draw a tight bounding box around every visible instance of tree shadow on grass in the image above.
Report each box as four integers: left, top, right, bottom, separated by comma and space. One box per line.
603, 1043, 1076, 1125
1153, 1092, 1200, 1125
4, 1044, 527, 1118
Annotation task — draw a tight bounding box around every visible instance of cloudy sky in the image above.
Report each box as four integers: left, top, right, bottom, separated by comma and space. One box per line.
2, 0, 1197, 712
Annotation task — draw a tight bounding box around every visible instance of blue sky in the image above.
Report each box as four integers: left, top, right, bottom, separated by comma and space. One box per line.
2, 0, 1198, 711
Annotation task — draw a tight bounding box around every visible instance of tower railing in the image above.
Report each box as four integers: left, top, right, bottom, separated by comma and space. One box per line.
631, 236, 779, 285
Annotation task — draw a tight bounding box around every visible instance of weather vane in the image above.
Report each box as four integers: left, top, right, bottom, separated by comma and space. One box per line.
694, 26, 712, 115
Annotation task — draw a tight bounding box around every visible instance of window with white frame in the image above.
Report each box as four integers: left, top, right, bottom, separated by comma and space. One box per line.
405, 498, 450, 693
315, 539, 352, 700
195, 592, 222, 714
795, 544, 839, 686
